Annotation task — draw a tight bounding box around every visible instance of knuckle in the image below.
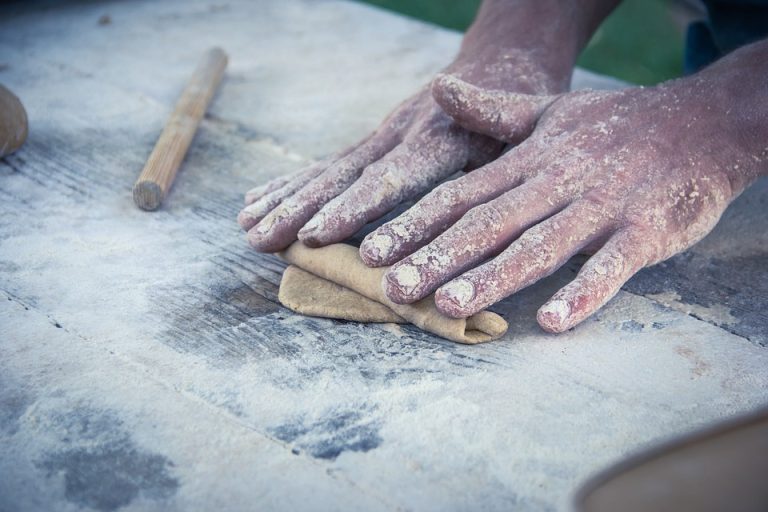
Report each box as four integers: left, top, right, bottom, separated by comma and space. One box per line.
517, 223, 555, 255
571, 196, 618, 227
362, 162, 386, 178
622, 208, 659, 234
429, 181, 459, 205
365, 162, 404, 190
616, 226, 658, 265
463, 202, 505, 229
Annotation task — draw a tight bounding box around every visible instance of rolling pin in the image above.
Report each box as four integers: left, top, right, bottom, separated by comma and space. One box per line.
133, 47, 228, 211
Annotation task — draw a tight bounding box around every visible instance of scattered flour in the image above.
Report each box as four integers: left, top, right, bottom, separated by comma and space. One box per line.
647, 291, 738, 327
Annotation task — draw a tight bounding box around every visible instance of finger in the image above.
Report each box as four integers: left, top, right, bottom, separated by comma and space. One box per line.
247, 134, 398, 252
244, 176, 291, 206
238, 136, 377, 228
382, 175, 572, 304
464, 132, 506, 171
297, 122, 471, 247
359, 144, 536, 266
536, 230, 649, 333
238, 163, 326, 231
431, 73, 558, 144
243, 135, 372, 207
435, 200, 614, 318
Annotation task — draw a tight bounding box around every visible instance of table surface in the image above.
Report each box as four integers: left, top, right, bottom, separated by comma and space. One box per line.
1, 1, 766, 511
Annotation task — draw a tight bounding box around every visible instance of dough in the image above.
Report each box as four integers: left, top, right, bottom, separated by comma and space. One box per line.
279, 265, 405, 324
278, 242, 508, 344
0, 84, 28, 157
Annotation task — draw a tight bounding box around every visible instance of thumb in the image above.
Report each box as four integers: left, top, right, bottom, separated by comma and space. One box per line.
432, 73, 559, 144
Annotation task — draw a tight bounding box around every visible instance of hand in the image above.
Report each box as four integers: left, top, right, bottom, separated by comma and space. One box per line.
238, 0, 617, 252
238, 87, 508, 252
365, 41, 767, 332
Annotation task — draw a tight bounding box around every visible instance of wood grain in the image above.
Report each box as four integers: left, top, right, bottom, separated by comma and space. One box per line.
0, 2, 766, 510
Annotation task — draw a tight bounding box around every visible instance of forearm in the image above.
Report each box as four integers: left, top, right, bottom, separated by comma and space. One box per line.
447, 0, 622, 93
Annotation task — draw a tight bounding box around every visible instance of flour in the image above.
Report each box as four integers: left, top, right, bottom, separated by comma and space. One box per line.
3, 3, 765, 510
647, 291, 738, 327
366, 234, 393, 258
538, 299, 571, 325
390, 264, 421, 292
439, 279, 475, 308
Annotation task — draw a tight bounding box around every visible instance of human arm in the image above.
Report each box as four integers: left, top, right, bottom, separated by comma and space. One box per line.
239, 0, 621, 252
365, 39, 768, 331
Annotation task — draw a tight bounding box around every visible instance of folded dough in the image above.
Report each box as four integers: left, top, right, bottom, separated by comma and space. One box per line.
277, 242, 508, 344
279, 266, 405, 324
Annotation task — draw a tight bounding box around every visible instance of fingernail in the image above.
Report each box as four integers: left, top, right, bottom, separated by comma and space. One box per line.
538, 299, 571, 332
299, 212, 333, 246
439, 74, 464, 96
246, 229, 264, 248
298, 217, 320, 237
245, 199, 268, 217
244, 190, 262, 205
247, 221, 282, 252
435, 72, 455, 87
384, 264, 422, 303
237, 210, 257, 231
439, 279, 475, 308
253, 212, 278, 235
361, 234, 393, 263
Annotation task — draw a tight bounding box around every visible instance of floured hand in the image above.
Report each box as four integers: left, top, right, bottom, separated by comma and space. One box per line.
366, 41, 768, 332
238, 87, 506, 252
238, 0, 613, 252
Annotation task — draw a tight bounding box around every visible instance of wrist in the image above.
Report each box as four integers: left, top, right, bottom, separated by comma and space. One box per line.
446, 0, 621, 94
445, 47, 571, 95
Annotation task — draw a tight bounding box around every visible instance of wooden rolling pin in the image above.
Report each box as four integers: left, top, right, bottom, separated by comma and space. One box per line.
133, 47, 228, 211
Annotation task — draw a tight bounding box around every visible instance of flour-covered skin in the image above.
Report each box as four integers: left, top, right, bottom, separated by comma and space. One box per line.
381, 40, 768, 332
239, 0, 620, 252
238, 158, 330, 231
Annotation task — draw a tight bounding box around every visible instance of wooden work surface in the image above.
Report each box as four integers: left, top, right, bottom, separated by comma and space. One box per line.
1, 1, 766, 511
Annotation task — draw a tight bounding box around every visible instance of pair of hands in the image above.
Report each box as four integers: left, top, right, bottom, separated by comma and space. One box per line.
238, 37, 765, 333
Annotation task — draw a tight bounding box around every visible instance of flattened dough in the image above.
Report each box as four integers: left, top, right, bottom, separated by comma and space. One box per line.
278, 242, 508, 344
279, 265, 405, 324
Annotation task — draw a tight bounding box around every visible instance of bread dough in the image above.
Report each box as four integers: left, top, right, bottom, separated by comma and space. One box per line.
279, 265, 405, 324
278, 242, 508, 344
0, 84, 28, 157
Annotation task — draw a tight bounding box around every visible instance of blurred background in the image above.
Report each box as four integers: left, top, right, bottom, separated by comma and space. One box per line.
356, 0, 693, 85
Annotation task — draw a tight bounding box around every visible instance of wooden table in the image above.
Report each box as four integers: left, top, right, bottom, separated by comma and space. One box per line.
1, 1, 766, 510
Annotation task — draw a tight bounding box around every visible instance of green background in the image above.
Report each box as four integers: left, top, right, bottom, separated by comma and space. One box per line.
355, 0, 686, 85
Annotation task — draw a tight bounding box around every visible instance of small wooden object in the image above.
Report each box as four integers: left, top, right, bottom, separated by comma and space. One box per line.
0, 84, 28, 157
133, 48, 228, 210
